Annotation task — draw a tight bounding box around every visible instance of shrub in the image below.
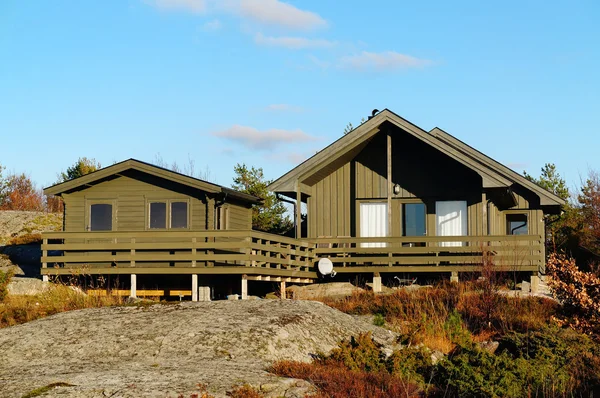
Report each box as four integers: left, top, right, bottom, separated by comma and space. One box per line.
0, 269, 13, 302
227, 384, 263, 398
270, 361, 421, 398
321, 332, 387, 373
546, 252, 600, 334
387, 346, 434, 386
372, 313, 385, 326
7, 233, 42, 246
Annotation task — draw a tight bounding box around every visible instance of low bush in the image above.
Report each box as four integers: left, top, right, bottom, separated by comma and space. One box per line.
0, 269, 13, 302
546, 252, 600, 335
7, 232, 42, 246
0, 284, 124, 328
270, 361, 422, 398
226, 384, 263, 398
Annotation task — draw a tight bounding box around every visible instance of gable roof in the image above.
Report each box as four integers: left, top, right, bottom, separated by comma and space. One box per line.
269, 109, 565, 207
44, 158, 260, 204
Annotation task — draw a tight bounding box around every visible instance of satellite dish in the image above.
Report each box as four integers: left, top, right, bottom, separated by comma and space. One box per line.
318, 258, 334, 276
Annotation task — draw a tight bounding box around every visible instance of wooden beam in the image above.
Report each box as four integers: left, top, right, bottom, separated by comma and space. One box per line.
482, 192, 488, 236
296, 186, 302, 239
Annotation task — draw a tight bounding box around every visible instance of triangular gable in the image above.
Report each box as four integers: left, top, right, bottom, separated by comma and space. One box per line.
429, 127, 565, 206
44, 159, 260, 204
269, 109, 564, 207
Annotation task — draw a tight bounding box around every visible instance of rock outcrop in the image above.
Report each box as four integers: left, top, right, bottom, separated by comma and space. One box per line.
0, 300, 397, 397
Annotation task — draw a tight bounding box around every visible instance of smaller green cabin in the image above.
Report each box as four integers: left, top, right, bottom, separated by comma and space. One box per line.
45, 159, 258, 234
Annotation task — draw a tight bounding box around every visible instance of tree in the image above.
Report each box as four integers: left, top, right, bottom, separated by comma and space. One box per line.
58, 157, 101, 182
343, 117, 366, 135
577, 170, 600, 258
524, 163, 570, 201
524, 163, 574, 252
0, 173, 44, 211
232, 164, 293, 233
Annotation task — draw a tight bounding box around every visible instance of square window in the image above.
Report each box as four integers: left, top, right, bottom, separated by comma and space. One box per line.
507, 214, 528, 235
149, 202, 167, 229
90, 204, 112, 231
171, 202, 188, 229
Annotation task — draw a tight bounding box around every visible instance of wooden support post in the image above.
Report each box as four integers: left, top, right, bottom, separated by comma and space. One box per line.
530, 272, 539, 294
280, 280, 286, 300
241, 274, 248, 300
296, 187, 302, 239
387, 134, 393, 266
130, 274, 137, 299
450, 271, 459, 283
192, 274, 198, 302
373, 272, 382, 293
42, 275, 49, 282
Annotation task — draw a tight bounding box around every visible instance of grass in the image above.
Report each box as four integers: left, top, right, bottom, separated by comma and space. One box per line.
0, 283, 126, 328
21, 382, 75, 398
319, 282, 559, 353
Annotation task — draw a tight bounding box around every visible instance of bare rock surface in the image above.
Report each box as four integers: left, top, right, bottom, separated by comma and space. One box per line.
0, 300, 397, 397
7, 276, 51, 295
286, 282, 364, 300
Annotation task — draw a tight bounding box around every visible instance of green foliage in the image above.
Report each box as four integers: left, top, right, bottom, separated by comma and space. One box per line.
0, 269, 13, 302
524, 163, 570, 201
58, 157, 101, 182
387, 346, 434, 385
322, 332, 387, 373
372, 313, 385, 326
232, 163, 293, 233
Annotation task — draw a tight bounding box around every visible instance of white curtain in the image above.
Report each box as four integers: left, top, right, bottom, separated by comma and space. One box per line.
360, 202, 387, 248
436, 201, 468, 247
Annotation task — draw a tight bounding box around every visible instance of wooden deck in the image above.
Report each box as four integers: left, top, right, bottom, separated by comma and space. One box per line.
41, 231, 543, 278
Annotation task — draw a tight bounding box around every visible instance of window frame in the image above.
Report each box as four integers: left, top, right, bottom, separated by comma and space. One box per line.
85, 199, 117, 232
146, 198, 190, 230
505, 211, 528, 235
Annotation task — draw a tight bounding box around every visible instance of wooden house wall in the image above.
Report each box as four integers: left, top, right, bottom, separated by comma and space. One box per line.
62, 175, 216, 232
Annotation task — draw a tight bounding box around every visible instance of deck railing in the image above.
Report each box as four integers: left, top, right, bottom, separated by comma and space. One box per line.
41, 230, 315, 274
41, 231, 544, 275
311, 235, 544, 271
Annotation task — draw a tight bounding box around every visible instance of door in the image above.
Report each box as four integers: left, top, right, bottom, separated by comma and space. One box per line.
359, 202, 387, 248
436, 201, 467, 247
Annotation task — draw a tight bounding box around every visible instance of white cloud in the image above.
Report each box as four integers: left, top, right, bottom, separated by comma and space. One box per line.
307, 54, 330, 69
265, 104, 304, 112
202, 19, 222, 31
148, 0, 206, 13
147, 0, 326, 30
339, 51, 432, 71
236, 0, 326, 30
213, 125, 316, 150
254, 33, 334, 49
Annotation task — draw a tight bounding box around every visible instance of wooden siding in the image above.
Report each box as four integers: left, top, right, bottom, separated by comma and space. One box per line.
63, 175, 212, 232
309, 162, 351, 238
223, 202, 252, 230
306, 129, 491, 239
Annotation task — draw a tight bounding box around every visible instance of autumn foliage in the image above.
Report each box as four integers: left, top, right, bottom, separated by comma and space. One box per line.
546, 252, 600, 334
0, 173, 44, 211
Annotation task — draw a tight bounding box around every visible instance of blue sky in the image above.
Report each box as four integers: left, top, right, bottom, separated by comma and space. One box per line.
1, 0, 598, 193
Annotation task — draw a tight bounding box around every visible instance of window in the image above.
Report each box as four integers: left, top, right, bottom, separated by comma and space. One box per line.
436, 201, 468, 247
90, 203, 113, 231
507, 213, 528, 235
149, 202, 167, 229
359, 202, 387, 248
171, 201, 188, 229
402, 203, 426, 237
148, 200, 188, 229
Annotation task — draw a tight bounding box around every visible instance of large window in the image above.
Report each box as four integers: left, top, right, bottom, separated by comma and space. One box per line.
148, 200, 189, 229
359, 202, 388, 248
507, 213, 528, 235
402, 203, 426, 237
90, 203, 113, 231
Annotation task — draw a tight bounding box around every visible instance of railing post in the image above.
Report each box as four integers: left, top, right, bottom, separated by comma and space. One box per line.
130, 237, 135, 268
244, 236, 252, 267
42, 237, 49, 282
191, 237, 197, 268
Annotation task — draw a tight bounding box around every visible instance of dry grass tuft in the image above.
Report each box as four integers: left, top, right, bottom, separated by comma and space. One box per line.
0, 284, 125, 328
